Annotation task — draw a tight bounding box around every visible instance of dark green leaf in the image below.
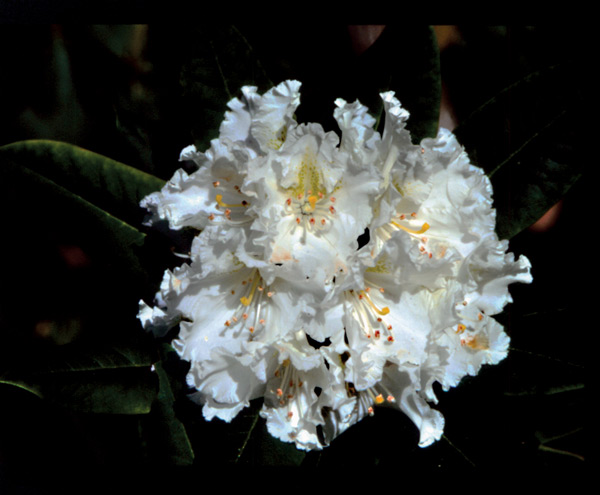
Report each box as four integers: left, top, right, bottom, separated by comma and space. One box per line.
0, 140, 166, 286
141, 345, 195, 465
453, 59, 586, 239
0, 139, 165, 226
0, 340, 158, 414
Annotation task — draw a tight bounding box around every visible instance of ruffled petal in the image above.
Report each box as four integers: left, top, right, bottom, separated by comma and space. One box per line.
138, 80, 532, 453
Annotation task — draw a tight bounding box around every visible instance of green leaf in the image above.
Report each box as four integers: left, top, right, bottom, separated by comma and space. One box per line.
0, 339, 158, 414
0, 140, 165, 284
141, 345, 195, 465
453, 60, 586, 239
0, 139, 165, 226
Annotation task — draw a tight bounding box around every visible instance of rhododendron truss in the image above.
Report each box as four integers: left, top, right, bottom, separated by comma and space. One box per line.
138, 80, 532, 450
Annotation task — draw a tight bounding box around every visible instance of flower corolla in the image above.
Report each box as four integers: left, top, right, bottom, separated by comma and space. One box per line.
139, 80, 532, 450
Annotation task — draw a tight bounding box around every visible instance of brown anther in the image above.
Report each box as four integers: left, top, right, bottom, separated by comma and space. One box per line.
212, 181, 220, 187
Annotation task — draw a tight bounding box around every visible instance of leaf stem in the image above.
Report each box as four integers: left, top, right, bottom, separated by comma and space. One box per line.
235, 410, 261, 463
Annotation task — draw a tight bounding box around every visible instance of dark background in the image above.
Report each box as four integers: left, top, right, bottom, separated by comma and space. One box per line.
0, 21, 586, 488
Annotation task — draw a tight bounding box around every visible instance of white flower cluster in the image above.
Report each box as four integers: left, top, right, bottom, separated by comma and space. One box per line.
138, 81, 532, 450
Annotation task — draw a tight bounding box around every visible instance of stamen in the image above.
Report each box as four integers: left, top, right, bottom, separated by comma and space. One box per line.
240, 273, 261, 306
391, 220, 430, 235
215, 194, 249, 208
359, 291, 390, 316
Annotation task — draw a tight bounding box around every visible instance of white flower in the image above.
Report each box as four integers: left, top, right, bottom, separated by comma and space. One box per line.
139, 81, 532, 452
242, 120, 381, 300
